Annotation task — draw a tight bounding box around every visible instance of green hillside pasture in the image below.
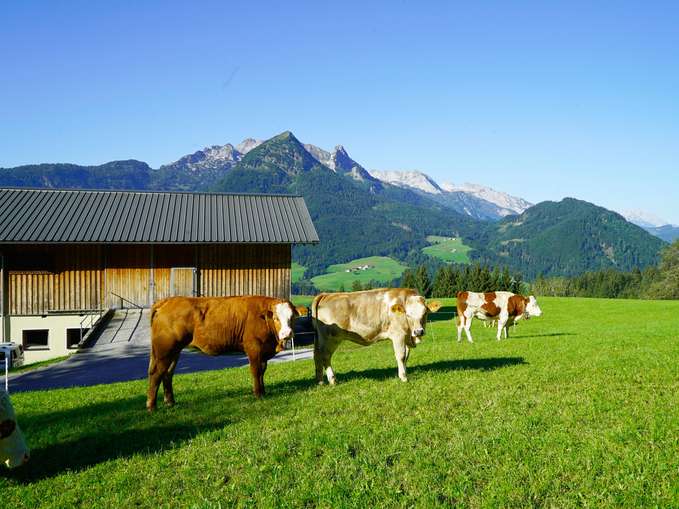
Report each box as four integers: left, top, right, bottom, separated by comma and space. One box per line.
291, 262, 306, 283
2, 297, 679, 507
311, 256, 408, 291
423, 235, 472, 263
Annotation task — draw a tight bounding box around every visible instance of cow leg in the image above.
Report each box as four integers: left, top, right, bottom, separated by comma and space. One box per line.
162, 354, 180, 407
315, 332, 340, 385
247, 352, 266, 398
456, 316, 464, 342
496, 317, 508, 341
392, 338, 409, 382
463, 313, 474, 343
147, 352, 173, 412
258, 360, 268, 396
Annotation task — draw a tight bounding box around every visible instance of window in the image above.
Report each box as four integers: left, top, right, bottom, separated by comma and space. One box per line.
66, 328, 87, 349
22, 329, 49, 350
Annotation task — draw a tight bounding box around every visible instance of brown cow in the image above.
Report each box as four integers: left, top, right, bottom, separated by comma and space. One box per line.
146, 295, 304, 411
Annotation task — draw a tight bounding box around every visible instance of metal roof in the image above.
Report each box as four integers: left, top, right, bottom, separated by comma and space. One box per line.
0, 188, 319, 244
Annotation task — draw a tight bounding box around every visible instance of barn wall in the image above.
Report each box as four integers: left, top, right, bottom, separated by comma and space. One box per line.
199, 244, 291, 300
5, 245, 103, 315
3, 243, 292, 315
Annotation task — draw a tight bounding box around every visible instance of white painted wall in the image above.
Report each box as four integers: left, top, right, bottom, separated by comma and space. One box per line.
8, 314, 99, 364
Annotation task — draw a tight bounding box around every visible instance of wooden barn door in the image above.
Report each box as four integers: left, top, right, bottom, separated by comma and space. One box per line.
170, 267, 198, 297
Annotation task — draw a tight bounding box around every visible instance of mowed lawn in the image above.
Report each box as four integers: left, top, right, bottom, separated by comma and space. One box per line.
2, 297, 679, 507
311, 256, 407, 291
422, 235, 473, 263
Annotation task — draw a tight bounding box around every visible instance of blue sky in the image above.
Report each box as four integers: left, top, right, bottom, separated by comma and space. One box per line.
2, 1, 678, 223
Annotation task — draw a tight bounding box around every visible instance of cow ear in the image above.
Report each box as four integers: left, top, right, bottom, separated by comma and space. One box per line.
295, 306, 308, 317
261, 310, 274, 320
391, 303, 405, 314
0, 419, 16, 439
427, 300, 442, 313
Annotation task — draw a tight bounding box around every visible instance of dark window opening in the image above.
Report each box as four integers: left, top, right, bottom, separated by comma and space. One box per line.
22, 329, 49, 350
66, 328, 87, 349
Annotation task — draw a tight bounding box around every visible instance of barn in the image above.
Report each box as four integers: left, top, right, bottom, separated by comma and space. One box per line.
0, 188, 319, 364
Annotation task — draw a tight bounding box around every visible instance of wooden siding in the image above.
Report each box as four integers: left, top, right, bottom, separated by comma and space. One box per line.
2, 243, 292, 315
104, 245, 152, 308
6, 246, 103, 315
200, 244, 291, 300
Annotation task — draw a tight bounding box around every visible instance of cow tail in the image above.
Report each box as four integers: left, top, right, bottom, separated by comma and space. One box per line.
311, 294, 324, 349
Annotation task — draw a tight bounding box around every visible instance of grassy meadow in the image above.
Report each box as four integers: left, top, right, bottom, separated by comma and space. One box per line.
291, 262, 307, 283
310, 256, 408, 291
422, 235, 473, 263
2, 297, 679, 507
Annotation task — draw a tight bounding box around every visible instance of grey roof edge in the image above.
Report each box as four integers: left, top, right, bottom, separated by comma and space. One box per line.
0, 188, 319, 244
0, 186, 305, 199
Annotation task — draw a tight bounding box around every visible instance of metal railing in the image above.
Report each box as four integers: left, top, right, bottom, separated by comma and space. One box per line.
109, 292, 144, 309
79, 309, 105, 345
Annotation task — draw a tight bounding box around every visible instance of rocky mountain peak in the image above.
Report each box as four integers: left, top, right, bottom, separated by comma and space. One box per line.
236, 138, 263, 155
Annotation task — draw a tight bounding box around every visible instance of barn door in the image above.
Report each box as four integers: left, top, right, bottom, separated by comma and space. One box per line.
170, 267, 198, 297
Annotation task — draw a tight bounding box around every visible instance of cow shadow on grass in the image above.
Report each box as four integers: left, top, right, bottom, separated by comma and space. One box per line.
427, 306, 457, 323
0, 392, 240, 483
334, 356, 527, 384
510, 332, 575, 339
2, 357, 524, 483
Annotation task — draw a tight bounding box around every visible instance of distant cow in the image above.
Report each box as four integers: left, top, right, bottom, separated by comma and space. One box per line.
312, 288, 441, 384
1, 391, 29, 468
147, 296, 304, 411
456, 291, 542, 342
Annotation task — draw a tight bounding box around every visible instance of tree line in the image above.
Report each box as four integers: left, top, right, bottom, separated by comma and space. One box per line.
293, 263, 526, 297
530, 240, 679, 300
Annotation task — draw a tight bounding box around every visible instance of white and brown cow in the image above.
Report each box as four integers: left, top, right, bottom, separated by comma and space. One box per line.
312, 288, 440, 384
456, 291, 542, 342
1, 391, 30, 468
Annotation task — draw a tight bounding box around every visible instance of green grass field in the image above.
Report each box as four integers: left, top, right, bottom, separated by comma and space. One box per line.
422, 235, 473, 263
291, 262, 307, 283
2, 297, 679, 507
311, 256, 408, 291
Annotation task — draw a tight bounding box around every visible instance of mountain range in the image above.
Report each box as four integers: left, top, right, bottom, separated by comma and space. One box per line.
620, 210, 679, 243
0, 130, 668, 278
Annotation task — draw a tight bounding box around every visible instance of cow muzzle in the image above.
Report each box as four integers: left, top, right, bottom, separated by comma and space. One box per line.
412, 328, 425, 338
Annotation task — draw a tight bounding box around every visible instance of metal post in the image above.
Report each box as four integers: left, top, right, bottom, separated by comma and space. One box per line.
291, 336, 296, 361
4, 357, 8, 393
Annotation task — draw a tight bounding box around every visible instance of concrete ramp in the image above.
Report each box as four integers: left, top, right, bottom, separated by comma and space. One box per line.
87, 309, 150, 351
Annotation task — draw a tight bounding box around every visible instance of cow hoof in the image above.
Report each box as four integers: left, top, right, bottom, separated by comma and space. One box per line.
328, 379, 337, 386
146, 405, 156, 413
399, 376, 408, 383
317, 380, 325, 386
164, 400, 175, 407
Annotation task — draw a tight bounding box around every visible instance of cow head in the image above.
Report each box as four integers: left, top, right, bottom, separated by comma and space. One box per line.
0, 391, 29, 469
525, 295, 542, 318
267, 301, 306, 352
389, 296, 441, 347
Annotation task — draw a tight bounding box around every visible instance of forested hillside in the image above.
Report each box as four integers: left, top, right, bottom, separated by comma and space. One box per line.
470, 198, 665, 278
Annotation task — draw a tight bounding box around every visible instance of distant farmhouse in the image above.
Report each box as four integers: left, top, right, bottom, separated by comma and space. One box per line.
0, 188, 318, 363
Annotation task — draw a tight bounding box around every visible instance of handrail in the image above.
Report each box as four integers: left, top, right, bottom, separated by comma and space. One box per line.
109, 292, 144, 309
79, 309, 104, 344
